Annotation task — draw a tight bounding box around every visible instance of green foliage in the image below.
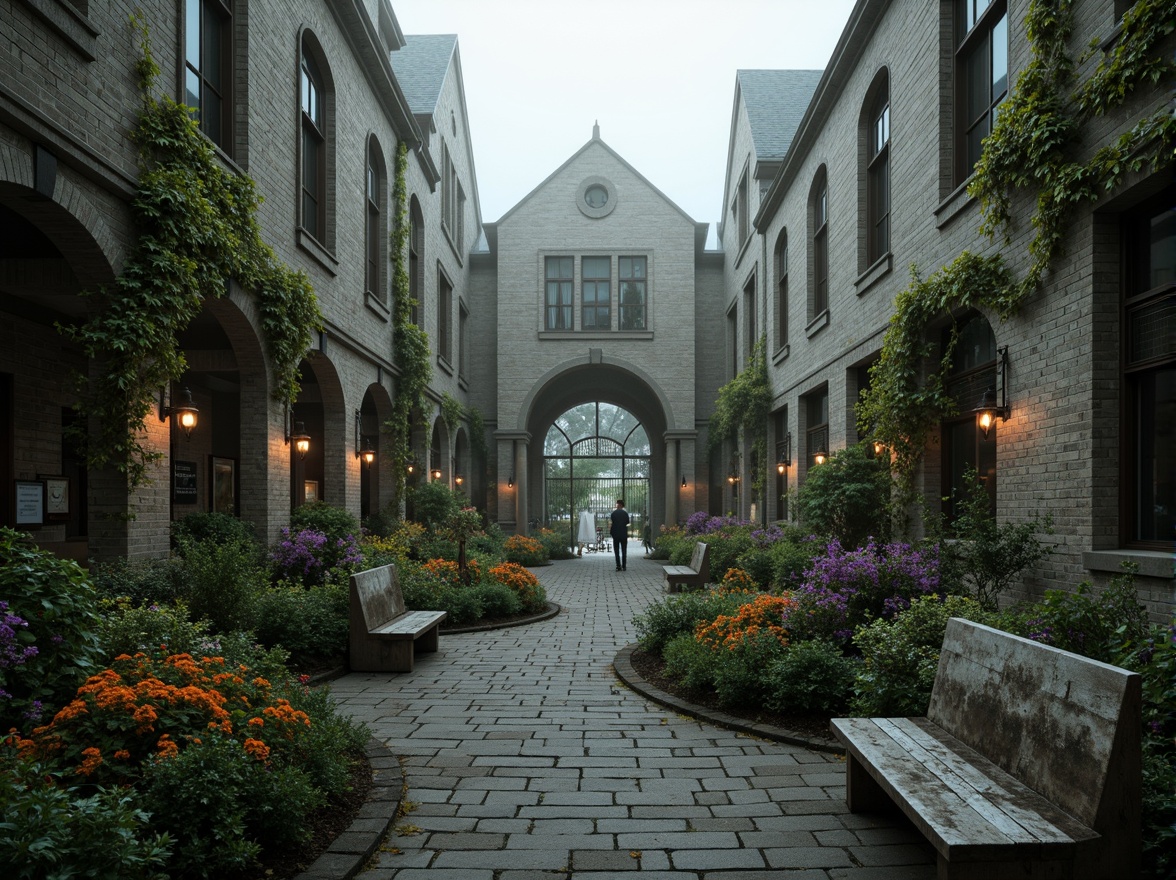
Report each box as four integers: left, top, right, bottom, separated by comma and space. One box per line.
851, 594, 1000, 717
632, 588, 757, 655
767, 534, 821, 590
387, 141, 433, 512
470, 580, 523, 619
766, 640, 858, 715
710, 629, 792, 709
94, 599, 213, 662
708, 337, 770, 453
534, 526, 575, 560
409, 481, 462, 529
440, 392, 463, 434
281, 684, 371, 794
0, 528, 103, 730
1023, 564, 1148, 662
1127, 620, 1176, 877
251, 583, 348, 666
928, 468, 1054, 608
795, 442, 893, 547
859, 0, 1174, 497
661, 632, 718, 693
170, 512, 257, 548
0, 751, 172, 880
173, 537, 267, 633
62, 17, 321, 487
90, 556, 184, 607
290, 502, 362, 545
397, 561, 482, 625
503, 534, 548, 566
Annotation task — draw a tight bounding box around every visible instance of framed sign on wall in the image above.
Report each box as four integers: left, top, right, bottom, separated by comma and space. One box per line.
15, 480, 44, 526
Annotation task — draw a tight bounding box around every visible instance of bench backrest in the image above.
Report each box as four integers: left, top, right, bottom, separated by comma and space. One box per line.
690, 541, 709, 577
350, 564, 406, 630
928, 618, 1140, 832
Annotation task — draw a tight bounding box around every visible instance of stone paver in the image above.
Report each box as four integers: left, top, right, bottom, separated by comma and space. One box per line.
326, 551, 936, 878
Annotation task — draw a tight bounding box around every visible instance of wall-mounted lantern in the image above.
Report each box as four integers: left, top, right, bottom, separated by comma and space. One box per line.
974, 345, 1010, 439
354, 410, 375, 465
285, 406, 310, 460
160, 386, 199, 440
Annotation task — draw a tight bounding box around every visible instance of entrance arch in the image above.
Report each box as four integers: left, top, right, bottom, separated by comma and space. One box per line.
543, 402, 650, 549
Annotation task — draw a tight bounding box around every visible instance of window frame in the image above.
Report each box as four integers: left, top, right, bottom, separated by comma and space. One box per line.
183, 0, 233, 152
1120, 186, 1176, 549
364, 137, 386, 304
941, 313, 998, 522
810, 168, 829, 320
436, 268, 453, 367
805, 388, 829, 469
544, 256, 574, 331
619, 255, 647, 331
409, 197, 423, 327
581, 255, 611, 330
866, 80, 891, 265
954, 0, 1008, 185
299, 38, 329, 244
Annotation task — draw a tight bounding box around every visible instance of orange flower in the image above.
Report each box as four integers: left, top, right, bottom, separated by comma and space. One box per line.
156, 735, 179, 759
113, 749, 131, 760
243, 738, 270, 762
248, 717, 265, 728
76, 747, 103, 776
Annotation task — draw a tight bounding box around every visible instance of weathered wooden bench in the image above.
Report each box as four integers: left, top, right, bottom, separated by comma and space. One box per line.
348, 564, 447, 673
831, 617, 1141, 880
663, 541, 709, 593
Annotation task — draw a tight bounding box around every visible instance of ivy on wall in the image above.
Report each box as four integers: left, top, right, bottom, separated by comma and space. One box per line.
386, 141, 432, 510
857, 0, 1174, 497
62, 16, 322, 489
709, 336, 771, 506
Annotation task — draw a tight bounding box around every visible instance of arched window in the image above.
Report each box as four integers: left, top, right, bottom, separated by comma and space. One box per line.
942, 313, 998, 520
365, 136, 386, 304
775, 229, 788, 351
954, 0, 1007, 184
809, 167, 829, 320
299, 34, 332, 245
863, 70, 890, 265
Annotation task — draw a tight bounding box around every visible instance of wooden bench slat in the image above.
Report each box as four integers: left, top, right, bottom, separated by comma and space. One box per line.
372, 610, 448, 638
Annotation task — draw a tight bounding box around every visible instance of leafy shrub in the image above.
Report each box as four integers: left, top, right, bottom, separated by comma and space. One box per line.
90, 556, 184, 607
468, 521, 506, 557
930, 467, 1053, 608
851, 594, 999, 717
783, 539, 940, 644
408, 481, 461, 529
711, 628, 793, 708
361, 520, 425, 567
651, 523, 690, 561
795, 442, 892, 547
632, 587, 756, 655
488, 562, 546, 611
0, 528, 103, 731
695, 529, 754, 583
504, 534, 547, 566
290, 502, 361, 546
1130, 622, 1176, 878
269, 527, 363, 588
251, 582, 348, 665
1021, 565, 1147, 663
94, 599, 214, 662
398, 562, 482, 625
361, 506, 399, 539
662, 632, 716, 693
0, 748, 171, 880
170, 511, 256, 548
767, 535, 821, 590
176, 537, 268, 632
470, 580, 522, 618
766, 640, 858, 714
535, 526, 575, 560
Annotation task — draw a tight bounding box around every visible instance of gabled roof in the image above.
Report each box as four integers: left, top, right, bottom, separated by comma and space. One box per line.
390, 33, 457, 114
736, 69, 824, 160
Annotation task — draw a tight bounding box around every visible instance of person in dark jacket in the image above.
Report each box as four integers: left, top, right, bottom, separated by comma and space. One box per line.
610, 498, 630, 571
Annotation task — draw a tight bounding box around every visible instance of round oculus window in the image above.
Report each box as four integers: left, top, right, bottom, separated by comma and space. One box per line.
584, 184, 608, 208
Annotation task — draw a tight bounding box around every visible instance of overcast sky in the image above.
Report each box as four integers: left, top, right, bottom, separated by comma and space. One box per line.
392, 0, 857, 228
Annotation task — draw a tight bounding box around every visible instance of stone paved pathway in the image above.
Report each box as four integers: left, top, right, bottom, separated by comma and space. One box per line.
327, 549, 935, 879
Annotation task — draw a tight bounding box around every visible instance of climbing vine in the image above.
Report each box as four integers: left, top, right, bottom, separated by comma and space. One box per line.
858, 0, 1174, 496
709, 336, 771, 505
386, 141, 433, 510
62, 16, 322, 489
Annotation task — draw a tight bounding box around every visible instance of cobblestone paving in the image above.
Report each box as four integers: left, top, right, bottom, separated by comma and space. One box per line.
327, 550, 935, 879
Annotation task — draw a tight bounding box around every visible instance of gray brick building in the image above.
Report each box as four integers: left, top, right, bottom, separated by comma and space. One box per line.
1, 0, 1170, 619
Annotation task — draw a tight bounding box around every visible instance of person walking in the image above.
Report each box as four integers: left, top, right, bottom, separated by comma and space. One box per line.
610, 498, 630, 571
576, 507, 595, 556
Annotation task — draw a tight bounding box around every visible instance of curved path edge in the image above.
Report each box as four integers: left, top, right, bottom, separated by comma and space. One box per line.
612, 642, 844, 755
292, 736, 402, 880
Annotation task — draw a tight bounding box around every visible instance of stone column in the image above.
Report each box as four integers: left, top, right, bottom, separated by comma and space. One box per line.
494, 430, 531, 534
663, 431, 697, 529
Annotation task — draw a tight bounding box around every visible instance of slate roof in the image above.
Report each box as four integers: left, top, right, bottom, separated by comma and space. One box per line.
736, 69, 823, 160
391, 34, 457, 115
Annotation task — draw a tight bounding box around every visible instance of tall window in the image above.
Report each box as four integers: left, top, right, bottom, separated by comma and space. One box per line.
364, 139, 385, 302
620, 256, 647, 330
409, 198, 423, 326
300, 43, 327, 241
942, 314, 997, 521
773, 407, 789, 521
458, 301, 469, 380
545, 256, 573, 330
866, 81, 890, 263
744, 276, 756, 351
441, 144, 462, 249
810, 168, 829, 318
1122, 188, 1175, 547
437, 272, 453, 363
775, 230, 788, 350
732, 169, 749, 247
806, 388, 829, 467
582, 256, 610, 329
184, 0, 231, 150
955, 0, 1008, 183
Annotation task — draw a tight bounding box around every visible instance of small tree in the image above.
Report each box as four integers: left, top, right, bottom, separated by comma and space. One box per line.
795, 442, 892, 548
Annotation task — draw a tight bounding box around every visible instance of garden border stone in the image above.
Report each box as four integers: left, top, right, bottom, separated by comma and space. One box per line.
291, 736, 402, 880
612, 642, 842, 754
